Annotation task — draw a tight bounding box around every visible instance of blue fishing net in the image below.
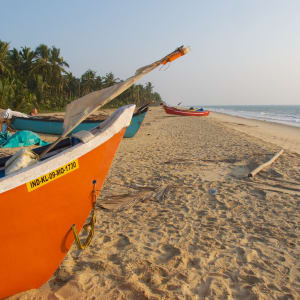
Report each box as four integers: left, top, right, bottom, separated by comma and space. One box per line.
0, 131, 49, 148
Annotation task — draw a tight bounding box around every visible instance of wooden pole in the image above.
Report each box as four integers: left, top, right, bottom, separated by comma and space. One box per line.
248, 149, 284, 178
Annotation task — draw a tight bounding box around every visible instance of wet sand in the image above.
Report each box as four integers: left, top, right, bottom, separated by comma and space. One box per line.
6, 106, 300, 299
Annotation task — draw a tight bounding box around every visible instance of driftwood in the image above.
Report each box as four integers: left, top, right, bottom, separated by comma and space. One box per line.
248, 149, 284, 178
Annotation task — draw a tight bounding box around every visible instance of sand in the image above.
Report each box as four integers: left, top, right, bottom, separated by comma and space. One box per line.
210, 112, 300, 155
6, 107, 300, 299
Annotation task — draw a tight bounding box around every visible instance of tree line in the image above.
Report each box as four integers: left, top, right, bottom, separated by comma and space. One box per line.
0, 40, 162, 113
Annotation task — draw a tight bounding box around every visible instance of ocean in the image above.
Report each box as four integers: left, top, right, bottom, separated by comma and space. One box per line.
202, 105, 300, 128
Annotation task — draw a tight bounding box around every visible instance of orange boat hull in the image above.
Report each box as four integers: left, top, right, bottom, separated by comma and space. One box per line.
163, 105, 210, 116
0, 128, 125, 299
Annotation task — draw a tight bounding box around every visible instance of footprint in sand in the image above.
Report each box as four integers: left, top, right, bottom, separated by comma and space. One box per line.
114, 234, 130, 250
236, 246, 247, 263
188, 257, 201, 269
156, 244, 181, 264
108, 254, 122, 265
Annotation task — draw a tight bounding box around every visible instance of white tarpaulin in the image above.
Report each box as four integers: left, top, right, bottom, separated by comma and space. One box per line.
1, 109, 29, 119
62, 62, 159, 136
62, 46, 190, 136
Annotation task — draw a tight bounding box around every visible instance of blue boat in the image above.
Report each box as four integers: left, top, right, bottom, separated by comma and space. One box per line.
123, 105, 148, 138
10, 105, 149, 138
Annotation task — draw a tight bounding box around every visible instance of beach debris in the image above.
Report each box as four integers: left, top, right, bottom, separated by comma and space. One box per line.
100, 184, 172, 210
248, 149, 284, 178
154, 185, 171, 202
209, 189, 217, 196
99, 190, 151, 211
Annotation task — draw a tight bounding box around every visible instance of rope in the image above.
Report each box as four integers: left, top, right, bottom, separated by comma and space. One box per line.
71, 183, 100, 250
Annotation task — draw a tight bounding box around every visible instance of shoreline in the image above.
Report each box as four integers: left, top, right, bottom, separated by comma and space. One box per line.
204, 105, 300, 129
210, 111, 300, 155
209, 110, 300, 129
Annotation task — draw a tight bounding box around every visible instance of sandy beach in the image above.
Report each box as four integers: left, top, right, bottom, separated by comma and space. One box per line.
6, 106, 300, 299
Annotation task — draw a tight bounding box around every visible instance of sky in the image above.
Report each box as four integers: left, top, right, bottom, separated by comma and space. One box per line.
1, 0, 299, 106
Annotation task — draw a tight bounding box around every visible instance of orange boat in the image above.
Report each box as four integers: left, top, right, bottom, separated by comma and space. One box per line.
0, 105, 135, 298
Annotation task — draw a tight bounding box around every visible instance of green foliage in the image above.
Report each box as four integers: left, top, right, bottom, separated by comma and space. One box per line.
0, 40, 162, 113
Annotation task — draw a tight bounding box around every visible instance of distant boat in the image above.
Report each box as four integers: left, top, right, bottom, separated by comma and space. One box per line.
163, 105, 210, 116
10, 104, 149, 138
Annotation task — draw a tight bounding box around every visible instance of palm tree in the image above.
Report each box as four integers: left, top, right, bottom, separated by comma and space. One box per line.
0, 77, 15, 107
19, 47, 36, 75
18, 47, 37, 92
64, 72, 80, 100
32, 44, 69, 108
145, 81, 153, 93
8, 48, 22, 76
33, 44, 52, 82
0, 40, 11, 77
9, 47, 36, 83
94, 75, 103, 90
49, 46, 69, 84
47, 46, 69, 106
103, 72, 119, 88
144, 82, 154, 105
80, 69, 96, 95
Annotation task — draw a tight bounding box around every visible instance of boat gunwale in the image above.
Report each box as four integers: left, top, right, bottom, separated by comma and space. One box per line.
0, 104, 135, 194
10, 105, 148, 124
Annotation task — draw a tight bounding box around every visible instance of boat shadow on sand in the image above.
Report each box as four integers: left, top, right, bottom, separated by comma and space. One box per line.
156, 115, 189, 120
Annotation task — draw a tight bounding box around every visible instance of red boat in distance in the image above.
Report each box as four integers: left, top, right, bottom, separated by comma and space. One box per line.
163, 105, 210, 117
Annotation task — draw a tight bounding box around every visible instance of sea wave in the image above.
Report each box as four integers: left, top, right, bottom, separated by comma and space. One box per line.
203, 106, 300, 128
